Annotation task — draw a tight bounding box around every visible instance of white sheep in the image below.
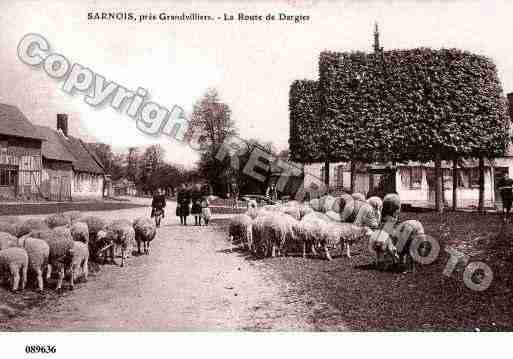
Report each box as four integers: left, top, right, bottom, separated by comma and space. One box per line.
391, 219, 425, 272
309, 198, 321, 211
251, 213, 275, 256
319, 195, 336, 213
0, 231, 17, 250
0, 247, 28, 291
53, 225, 72, 239
62, 211, 83, 223
229, 214, 253, 250
0, 217, 22, 237
368, 229, 399, 269
16, 218, 49, 238
326, 223, 372, 260
301, 213, 370, 260
300, 212, 333, 257
262, 213, 296, 257
8, 236, 49, 292
282, 206, 301, 221
351, 192, 366, 201
351, 201, 380, 230
133, 217, 156, 255
68, 241, 89, 289
40, 231, 75, 291
70, 221, 89, 245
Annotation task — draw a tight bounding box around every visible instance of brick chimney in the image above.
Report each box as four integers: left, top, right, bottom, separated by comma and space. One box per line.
57, 114, 68, 136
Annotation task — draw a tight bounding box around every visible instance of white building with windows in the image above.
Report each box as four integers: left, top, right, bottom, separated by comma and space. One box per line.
302, 151, 513, 209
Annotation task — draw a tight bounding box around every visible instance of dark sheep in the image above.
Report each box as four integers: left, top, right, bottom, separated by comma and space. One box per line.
44, 213, 71, 229
133, 217, 156, 255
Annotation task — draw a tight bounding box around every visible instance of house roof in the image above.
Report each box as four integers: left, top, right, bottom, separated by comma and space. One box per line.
34, 125, 75, 162
0, 103, 45, 141
81, 142, 105, 170
56, 133, 105, 174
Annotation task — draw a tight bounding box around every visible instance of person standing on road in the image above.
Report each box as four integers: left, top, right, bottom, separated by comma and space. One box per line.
176, 184, 191, 225
191, 183, 203, 226
201, 195, 211, 226
151, 188, 167, 222
498, 175, 513, 222
230, 181, 239, 208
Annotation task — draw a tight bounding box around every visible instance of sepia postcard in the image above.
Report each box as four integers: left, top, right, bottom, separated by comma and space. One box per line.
0, 0, 511, 357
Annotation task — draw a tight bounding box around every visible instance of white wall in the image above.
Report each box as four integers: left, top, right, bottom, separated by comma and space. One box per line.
397, 166, 495, 207
71, 172, 104, 200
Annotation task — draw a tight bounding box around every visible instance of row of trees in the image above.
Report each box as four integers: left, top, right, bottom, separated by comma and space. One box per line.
88, 143, 200, 195
290, 47, 510, 212
91, 88, 288, 198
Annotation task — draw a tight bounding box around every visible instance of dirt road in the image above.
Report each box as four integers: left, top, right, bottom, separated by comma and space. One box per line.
0, 200, 317, 331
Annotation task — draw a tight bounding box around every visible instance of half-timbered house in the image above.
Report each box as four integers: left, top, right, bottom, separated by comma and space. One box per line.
0, 103, 45, 201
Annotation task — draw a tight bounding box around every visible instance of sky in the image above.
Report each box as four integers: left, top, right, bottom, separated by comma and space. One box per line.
1, 0, 512, 167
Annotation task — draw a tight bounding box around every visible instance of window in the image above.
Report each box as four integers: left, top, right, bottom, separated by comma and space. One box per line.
0, 148, 7, 164
0, 168, 17, 186
400, 167, 422, 190
440, 168, 481, 189
470, 168, 479, 188
443, 169, 453, 188
90, 175, 98, 191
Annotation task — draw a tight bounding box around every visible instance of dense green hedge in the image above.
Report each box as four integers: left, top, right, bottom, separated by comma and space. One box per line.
315, 48, 509, 163
289, 80, 325, 163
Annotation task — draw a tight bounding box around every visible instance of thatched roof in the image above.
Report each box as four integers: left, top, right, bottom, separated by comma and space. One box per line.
0, 103, 45, 141
56, 133, 104, 174
34, 125, 74, 162
81, 142, 105, 170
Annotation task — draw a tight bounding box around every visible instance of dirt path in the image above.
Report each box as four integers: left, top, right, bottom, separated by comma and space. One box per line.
1, 201, 316, 331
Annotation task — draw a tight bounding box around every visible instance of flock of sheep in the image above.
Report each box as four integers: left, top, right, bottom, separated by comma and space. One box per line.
0, 211, 157, 292
229, 193, 426, 269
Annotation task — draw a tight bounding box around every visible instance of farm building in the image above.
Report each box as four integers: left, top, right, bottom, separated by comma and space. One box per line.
52, 114, 105, 201
302, 152, 513, 209
0, 104, 106, 201
35, 124, 74, 201
0, 103, 45, 201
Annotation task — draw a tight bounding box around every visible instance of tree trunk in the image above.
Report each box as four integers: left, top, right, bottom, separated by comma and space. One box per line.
350, 161, 356, 193
452, 157, 458, 211
435, 157, 444, 213
324, 160, 330, 191
478, 156, 485, 213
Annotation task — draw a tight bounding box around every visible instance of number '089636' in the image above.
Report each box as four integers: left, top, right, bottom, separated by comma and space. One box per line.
25, 345, 56, 354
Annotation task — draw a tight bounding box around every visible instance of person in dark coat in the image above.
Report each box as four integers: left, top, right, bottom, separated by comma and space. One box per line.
151, 188, 167, 221
176, 184, 191, 225
498, 175, 513, 222
190, 184, 203, 226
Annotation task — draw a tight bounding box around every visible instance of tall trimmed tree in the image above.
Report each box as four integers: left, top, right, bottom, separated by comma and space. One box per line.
290, 48, 509, 211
